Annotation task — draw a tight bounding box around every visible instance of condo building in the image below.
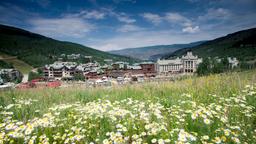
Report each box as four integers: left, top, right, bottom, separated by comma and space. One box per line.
156, 51, 202, 74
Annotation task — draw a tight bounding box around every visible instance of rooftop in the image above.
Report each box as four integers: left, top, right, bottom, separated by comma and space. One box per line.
157, 57, 182, 65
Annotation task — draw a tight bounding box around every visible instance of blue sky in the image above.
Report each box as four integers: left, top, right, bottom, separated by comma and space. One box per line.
0, 0, 256, 51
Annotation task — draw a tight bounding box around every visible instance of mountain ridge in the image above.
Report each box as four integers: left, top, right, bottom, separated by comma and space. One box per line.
0, 24, 138, 67
109, 41, 206, 61
164, 27, 256, 61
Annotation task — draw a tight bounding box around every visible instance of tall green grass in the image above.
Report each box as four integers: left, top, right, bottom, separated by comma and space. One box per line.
0, 70, 255, 143
0, 70, 254, 121
1, 70, 255, 107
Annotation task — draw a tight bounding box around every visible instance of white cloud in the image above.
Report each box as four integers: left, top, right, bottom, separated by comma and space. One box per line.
142, 12, 198, 33
114, 13, 136, 23
141, 13, 162, 25
117, 24, 143, 32
29, 17, 94, 38
94, 43, 120, 51
182, 26, 200, 33
142, 12, 192, 26
199, 8, 231, 21
103, 8, 136, 23
117, 16, 136, 23
65, 10, 106, 20
81, 10, 106, 19
165, 12, 192, 26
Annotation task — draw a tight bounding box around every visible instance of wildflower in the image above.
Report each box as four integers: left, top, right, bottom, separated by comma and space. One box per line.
158, 139, 164, 144
204, 118, 211, 125
103, 139, 110, 144
5, 123, 16, 130
0, 123, 6, 128
191, 113, 197, 120
202, 135, 209, 140
221, 136, 227, 142
213, 137, 221, 144
132, 134, 139, 140
151, 138, 157, 143
164, 139, 170, 143
231, 137, 240, 143
224, 129, 230, 136
220, 117, 228, 123
140, 132, 146, 136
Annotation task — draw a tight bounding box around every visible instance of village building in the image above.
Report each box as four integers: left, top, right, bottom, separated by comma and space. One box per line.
67, 54, 81, 60
112, 61, 129, 70
215, 57, 239, 69
127, 65, 142, 70
84, 56, 93, 62
101, 64, 112, 70
104, 59, 113, 64
0, 69, 23, 83
108, 62, 156, 78
139, 62, 156, 76
44, 61, 104, 80
228, 57, 239, 68
77, 62, 104, 79
44, 62, 77, 80
156, 51, 202, 74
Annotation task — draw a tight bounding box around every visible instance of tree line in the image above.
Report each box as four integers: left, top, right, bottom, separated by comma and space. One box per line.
197, 57, 256, 76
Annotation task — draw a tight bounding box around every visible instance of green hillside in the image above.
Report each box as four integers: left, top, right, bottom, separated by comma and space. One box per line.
166, 28, 256, 61
0, 24, 137, 67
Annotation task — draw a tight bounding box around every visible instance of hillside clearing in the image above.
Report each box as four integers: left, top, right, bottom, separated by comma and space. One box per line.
0, 52, 33, 74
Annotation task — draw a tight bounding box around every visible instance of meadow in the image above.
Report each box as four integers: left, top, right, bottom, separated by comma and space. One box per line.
0, 70, 256, 144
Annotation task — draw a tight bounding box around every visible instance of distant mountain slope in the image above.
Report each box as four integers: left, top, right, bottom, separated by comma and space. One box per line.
0, 24, 137, 67
109, 41, 205, 61
165, 28, 256, 61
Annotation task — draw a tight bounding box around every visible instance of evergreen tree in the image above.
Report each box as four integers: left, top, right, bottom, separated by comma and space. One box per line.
197, 58, 211, 76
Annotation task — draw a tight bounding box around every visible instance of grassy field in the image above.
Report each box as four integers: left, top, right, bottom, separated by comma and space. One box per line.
0, 70, 256, 143
0, 52, 33, 74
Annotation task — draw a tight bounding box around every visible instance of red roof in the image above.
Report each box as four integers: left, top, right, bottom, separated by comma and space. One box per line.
47, 81, 61, 88
31, 78, 44, 83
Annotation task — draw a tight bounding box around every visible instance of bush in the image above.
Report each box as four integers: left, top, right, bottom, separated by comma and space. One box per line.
197, 57, 230, 76
73, 73, 85, 81
0, 60, 13, 69
28, 71, 42, 81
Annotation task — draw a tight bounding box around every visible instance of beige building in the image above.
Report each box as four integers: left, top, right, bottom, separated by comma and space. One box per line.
44, 62, 77, 80
156, 51, 202, 74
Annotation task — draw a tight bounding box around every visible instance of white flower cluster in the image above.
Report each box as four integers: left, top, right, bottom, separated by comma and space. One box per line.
0, 84, 256, 143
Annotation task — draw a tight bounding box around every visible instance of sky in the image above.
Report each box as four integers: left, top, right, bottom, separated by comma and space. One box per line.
0, 0, 256, 51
